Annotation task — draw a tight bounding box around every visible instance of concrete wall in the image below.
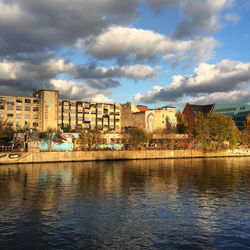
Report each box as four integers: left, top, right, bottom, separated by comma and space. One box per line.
0, 149, 249, 165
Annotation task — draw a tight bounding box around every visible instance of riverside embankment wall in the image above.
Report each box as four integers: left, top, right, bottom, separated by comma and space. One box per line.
0, 149, 250, 165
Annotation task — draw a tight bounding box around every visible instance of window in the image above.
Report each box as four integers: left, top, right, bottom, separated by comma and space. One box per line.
33, 107, 39, 112
7, 113, 14, 118
25, 114, 31, 119
33, 99, 39, 104
84, 109, 90, 114
98, 111, 102, 115
7, 122, 13, 126
16, 106, 22, 111
33, 122, 39, 127
16, 122, 22, 127
25, 106, 31, 111
84, 103, 90, 108
25, 121, 30, 127
7, 105, 14, 110
0, 105, 4, 110
7, 97, 14, 103
25, 99, 31, 104
16, 114, 22, 119
33, 114, 39, 119
0, 97, 5, 102
0, 113, 5, 118
16, 98, 23, 103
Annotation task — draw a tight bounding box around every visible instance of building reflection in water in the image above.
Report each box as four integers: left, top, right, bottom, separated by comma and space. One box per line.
0, 157, 249, 249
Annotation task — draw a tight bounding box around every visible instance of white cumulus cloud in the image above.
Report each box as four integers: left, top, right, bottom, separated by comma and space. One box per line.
86, 26, 218, 66
134, 59, 250, 103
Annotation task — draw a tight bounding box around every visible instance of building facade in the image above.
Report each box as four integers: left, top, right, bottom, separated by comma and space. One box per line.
213, 104, 250, 131
183, 103, 250, 131
121, 102, 176, 133
0, 90, 121, 132
182, 103, 214, 130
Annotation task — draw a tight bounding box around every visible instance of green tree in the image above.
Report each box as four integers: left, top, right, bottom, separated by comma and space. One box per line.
78, 128, 101, 150
193, 113, 240, 151
193, 113, 210, 150
127, 127, 148, 149
0, 118, 15, 143
176, 110, 188, 134
242, 114, 250, 147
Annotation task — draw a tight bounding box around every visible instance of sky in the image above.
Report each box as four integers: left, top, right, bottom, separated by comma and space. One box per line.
0, 0, 249, 110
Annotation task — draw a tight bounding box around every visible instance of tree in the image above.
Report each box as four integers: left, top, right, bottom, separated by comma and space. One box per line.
193, 113, 240, 151
193, 113, 210, 150
78, 128, 101, 150
40, 127, 60, 151
0, 118, 15, 143
127, 127, 148, 149
176, 110, 188, 134
242, 114, 250, 147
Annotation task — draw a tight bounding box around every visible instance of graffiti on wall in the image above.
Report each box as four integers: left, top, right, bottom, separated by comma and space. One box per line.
40, 133, 79, 151
145, 111, 155, 133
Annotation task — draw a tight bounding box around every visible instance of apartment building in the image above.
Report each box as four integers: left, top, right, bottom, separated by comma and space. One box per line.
0, 94, 41, 130
58, 99, 121, 132
0, 89, 121, 132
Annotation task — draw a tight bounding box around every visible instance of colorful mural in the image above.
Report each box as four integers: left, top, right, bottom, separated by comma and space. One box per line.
40, 133, 79, 151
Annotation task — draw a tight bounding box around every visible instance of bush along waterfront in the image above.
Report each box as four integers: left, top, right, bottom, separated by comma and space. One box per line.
0, 113, 250, 153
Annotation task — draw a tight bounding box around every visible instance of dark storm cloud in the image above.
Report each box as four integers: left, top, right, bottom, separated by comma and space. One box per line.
74, 62, 157, 80
173, 0, 228, 39
0, 0, 139, 57
86, 79, 121, 90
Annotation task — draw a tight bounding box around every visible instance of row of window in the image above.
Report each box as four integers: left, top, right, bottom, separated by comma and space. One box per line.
0, 105, 39, 111
0, 97, 39, 104
214, 108, 237, 113
59, 116, 120, 122
58, 123, 120, 130
0, 113, 39, 119
59, 101, 120, 109
15, 122, 39, 127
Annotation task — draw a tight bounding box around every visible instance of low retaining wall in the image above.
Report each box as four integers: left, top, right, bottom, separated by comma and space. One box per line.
0, 149, 249, 165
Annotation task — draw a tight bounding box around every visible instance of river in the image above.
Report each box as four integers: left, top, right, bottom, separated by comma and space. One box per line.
0, 157, 249, 249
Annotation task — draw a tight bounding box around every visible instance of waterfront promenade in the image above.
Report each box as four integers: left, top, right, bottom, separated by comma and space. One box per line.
0, 149, 249, 165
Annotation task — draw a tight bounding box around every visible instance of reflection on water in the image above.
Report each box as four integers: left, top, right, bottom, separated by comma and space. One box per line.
0, 158, 249, 249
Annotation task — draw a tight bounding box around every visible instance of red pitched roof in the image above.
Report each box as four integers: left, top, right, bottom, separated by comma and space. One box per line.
136, 105, 148, 112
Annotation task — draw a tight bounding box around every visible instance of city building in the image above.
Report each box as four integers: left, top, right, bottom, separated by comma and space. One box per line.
121, 102, 176, 133
182, 103, 214, 130
0, 89, 121, 132
213, 104, 250, 131
183, 103, 250, 131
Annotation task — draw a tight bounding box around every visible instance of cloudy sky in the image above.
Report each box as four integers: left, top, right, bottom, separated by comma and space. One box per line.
0, 0, 249, 109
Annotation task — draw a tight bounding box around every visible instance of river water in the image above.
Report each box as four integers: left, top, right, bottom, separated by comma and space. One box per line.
0, 157, 249, 249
